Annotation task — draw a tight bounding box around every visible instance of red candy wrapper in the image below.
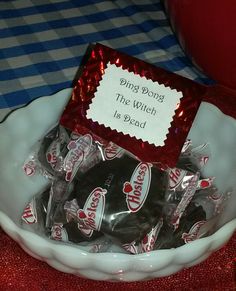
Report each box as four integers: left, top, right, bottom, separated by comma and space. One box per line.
60, 43, 205, 168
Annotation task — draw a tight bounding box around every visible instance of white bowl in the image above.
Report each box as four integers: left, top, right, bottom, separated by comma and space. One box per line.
0, 88, 236, 282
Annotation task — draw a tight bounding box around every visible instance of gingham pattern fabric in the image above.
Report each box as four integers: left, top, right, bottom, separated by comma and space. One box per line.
0, 0, 214, 121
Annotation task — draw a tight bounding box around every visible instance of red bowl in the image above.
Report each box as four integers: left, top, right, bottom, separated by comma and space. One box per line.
165, 0, 236, 89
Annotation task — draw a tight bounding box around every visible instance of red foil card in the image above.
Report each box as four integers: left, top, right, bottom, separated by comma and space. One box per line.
60, 43, 206, 167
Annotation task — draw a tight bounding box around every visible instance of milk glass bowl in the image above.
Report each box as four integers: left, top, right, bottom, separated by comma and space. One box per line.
0, 88, 235, 281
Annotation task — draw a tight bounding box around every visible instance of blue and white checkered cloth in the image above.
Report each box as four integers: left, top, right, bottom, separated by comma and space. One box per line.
0, 0, 214, 121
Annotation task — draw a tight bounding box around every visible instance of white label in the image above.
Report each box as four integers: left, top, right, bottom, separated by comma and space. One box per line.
86, 63, 183, 146
123, 162, 152, 213
51, 223, 68, 242
63, 134, 93, 182
182, 221, 206, 243
141, 218, 163, 253
168, 167, 187, 190
22, 199, 37, 224
104, 142, 124, 160
77, 187, 107, 237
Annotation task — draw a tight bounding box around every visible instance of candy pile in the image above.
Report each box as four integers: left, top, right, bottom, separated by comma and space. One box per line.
22, 126, 220, 254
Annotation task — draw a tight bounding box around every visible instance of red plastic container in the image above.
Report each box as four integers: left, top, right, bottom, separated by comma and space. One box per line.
165, 0, 236, 89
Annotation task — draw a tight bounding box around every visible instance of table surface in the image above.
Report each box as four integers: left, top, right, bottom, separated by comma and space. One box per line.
0, 0, 235, 289
0, 0, 214, 121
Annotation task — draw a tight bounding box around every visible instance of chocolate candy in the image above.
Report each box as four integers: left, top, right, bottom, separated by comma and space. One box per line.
37, 125, 70, 177
21, 187, 51, 236
37, 125, 105, 183
23, 123, 219, 254
51, 189, 103, 243
154, 202, 206, 249
51, 220, 103, 243
64, 154, 168, 246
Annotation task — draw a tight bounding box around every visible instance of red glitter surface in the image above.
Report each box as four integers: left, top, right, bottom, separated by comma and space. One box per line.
0, 228, 235, 290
